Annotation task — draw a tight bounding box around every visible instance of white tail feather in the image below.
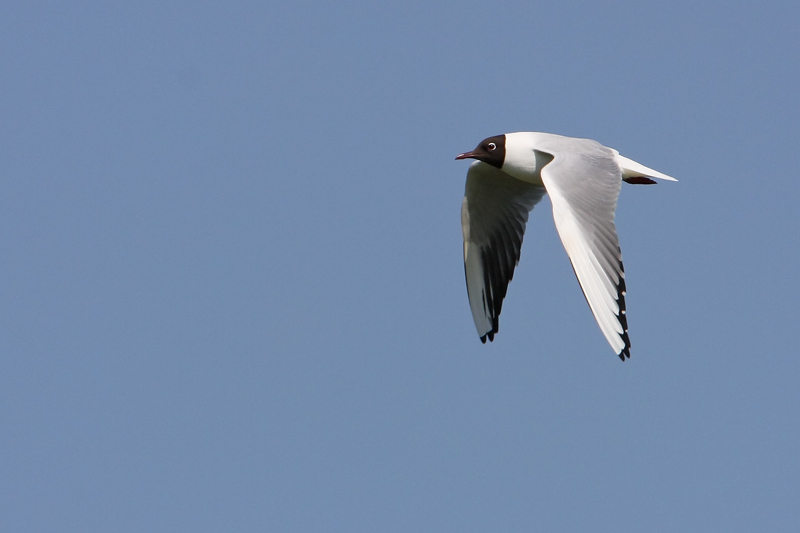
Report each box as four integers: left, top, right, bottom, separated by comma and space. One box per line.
616, 154, 677, 182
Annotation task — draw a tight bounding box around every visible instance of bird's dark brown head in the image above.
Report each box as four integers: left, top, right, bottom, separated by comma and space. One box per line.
455, 135, 506, 169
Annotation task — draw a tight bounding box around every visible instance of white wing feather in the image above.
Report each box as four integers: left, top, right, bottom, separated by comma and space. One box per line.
538, 147, 631, 359
462, 161, 546, 342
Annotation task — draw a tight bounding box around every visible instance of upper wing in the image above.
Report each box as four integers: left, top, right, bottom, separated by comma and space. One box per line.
461, 161, 546, 342
538, 149, 631, 360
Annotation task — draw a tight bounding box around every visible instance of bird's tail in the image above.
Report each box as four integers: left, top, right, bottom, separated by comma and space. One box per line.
615, 153, 677, 184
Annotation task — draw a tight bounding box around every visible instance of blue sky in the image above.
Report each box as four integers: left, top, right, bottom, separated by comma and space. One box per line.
2, 1, 799, 531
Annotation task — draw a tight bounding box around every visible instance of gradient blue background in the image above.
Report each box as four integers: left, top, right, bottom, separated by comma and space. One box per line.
2, 1, 799, 531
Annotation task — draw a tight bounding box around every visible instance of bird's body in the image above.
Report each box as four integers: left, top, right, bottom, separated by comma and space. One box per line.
456, 132, 676, 360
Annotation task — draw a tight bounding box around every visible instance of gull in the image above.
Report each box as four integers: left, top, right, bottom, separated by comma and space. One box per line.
456, 132, 676, 360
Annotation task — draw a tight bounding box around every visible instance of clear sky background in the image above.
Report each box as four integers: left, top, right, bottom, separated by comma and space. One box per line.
2, 1, 799, 531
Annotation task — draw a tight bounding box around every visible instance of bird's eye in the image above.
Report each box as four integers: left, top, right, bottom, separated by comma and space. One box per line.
487, 143, 496, 151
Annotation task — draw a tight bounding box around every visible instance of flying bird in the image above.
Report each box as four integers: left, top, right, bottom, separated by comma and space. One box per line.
456, 132, 676, 360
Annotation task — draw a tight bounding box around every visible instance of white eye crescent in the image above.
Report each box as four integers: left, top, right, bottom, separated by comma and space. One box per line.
487, 143, 496, 151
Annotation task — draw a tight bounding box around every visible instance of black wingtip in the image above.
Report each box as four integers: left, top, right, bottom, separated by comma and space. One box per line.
617, 321, 631, 361
616, 261, 631, 361
618, 346, 631, 361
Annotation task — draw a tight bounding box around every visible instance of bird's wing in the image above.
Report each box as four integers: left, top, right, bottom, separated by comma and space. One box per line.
462, 161, 546, 342
538, 149, 631, 359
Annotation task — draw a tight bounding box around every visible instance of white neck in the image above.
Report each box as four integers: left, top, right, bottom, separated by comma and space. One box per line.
501, 132, 551, 185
